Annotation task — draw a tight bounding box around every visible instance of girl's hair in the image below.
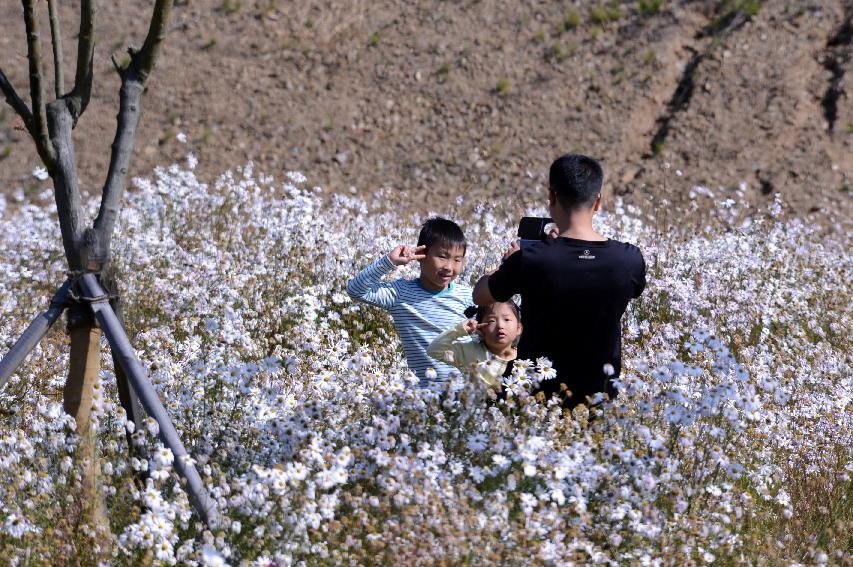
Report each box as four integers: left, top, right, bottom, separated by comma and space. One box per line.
464, 300, 521, 323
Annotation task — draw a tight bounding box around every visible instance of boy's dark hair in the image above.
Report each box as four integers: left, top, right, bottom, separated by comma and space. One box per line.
549, 154, 604, 210
417, 217, 467, 254
464, 300, 521, 323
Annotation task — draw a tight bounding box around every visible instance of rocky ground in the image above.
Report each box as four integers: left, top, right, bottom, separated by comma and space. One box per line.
1, 0, 851, 226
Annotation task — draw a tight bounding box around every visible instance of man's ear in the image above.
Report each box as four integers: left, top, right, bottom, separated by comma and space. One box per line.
592, 194, 602, 212
548, 190, 557, 208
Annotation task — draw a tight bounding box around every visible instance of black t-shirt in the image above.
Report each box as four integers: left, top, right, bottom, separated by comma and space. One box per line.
488, 237, 646, 404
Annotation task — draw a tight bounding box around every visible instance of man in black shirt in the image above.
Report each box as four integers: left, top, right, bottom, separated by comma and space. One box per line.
473, 154, 646, 408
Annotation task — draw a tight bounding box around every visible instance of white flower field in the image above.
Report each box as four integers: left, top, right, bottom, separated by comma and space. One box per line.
0, 157, 850, 565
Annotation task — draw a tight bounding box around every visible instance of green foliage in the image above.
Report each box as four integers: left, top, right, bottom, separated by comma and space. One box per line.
0, 146, 10, 160
736, 0, 763, 16
199, 125, 213, 145
564, 9, 582, 29
495, 78, 510, 97
259, 1, 276, 17
638, 0, 663, 15
368, 31, 381, 47
201, 38, 217, 50
590, 5, 609, 24
713, 0, 764, 30
563, 9, 582, 31
611, 62, 625, 84
220, 0, 241, 13
643, 50, 657, 65
546, 41, 565, 62
533, 27, 546, 43
652, 138, 665, 156
437, 62, 451, 83
590, 2, 620, 24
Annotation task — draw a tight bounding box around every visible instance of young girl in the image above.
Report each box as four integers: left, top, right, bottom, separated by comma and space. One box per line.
427, 300, 522, 390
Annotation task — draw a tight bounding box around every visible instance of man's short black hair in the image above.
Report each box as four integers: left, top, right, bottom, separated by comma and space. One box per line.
549, 154, 604, 210
417, 217, 467, 254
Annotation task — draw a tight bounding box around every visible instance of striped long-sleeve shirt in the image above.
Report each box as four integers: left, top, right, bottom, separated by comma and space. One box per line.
347, 255, 473, 386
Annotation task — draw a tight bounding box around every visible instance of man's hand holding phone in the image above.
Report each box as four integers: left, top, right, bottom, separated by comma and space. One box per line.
503, 240, 521, 260
516, 216, 556, 250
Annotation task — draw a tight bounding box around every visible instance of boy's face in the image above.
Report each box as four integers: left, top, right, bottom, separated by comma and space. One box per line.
419, 243, 465, 292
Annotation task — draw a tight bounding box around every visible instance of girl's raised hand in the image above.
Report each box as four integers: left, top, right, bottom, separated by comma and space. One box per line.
462, 319, 480, 334
388, 244, 427, 266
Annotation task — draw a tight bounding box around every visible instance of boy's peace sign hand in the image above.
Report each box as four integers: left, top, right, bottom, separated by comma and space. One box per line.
389, 244, 427, 266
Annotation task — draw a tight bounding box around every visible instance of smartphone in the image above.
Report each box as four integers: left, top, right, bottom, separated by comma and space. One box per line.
517, 216, 554, 248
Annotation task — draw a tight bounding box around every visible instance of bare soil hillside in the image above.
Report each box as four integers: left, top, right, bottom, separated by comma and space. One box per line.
1, 0, 851, 225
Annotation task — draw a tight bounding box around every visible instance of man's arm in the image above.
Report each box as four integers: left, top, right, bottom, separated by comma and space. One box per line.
473, 241, 522, 305
631, 250, 647, 298
473, 274, 497, 305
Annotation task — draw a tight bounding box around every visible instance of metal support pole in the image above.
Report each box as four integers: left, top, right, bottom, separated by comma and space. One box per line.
104, 277, 145, 441
0, 280, 70, 391
78, 274, 218, 526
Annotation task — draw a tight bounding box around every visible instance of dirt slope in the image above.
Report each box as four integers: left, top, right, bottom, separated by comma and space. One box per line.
1, 0, 850, 225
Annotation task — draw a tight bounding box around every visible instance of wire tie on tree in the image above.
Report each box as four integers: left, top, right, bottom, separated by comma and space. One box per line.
65, 270, 115, 304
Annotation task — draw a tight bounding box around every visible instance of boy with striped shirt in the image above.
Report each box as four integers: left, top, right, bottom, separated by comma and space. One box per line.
347, 218, 474, 387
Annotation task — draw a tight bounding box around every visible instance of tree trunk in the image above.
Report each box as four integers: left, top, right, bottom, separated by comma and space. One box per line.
63, 305, 110, 541
63, 314, 101, 432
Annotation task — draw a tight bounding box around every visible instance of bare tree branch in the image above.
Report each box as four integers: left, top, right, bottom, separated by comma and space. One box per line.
47, 0, 64, 98
91, 0, 174, 265
110, 53, 123, 75
68, 0, 95, 120
129, 0, 173, 82
0, 67, 34, 129
89, 80, 143, 266
46, 101, 86, 270
22, 0, 56, 166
